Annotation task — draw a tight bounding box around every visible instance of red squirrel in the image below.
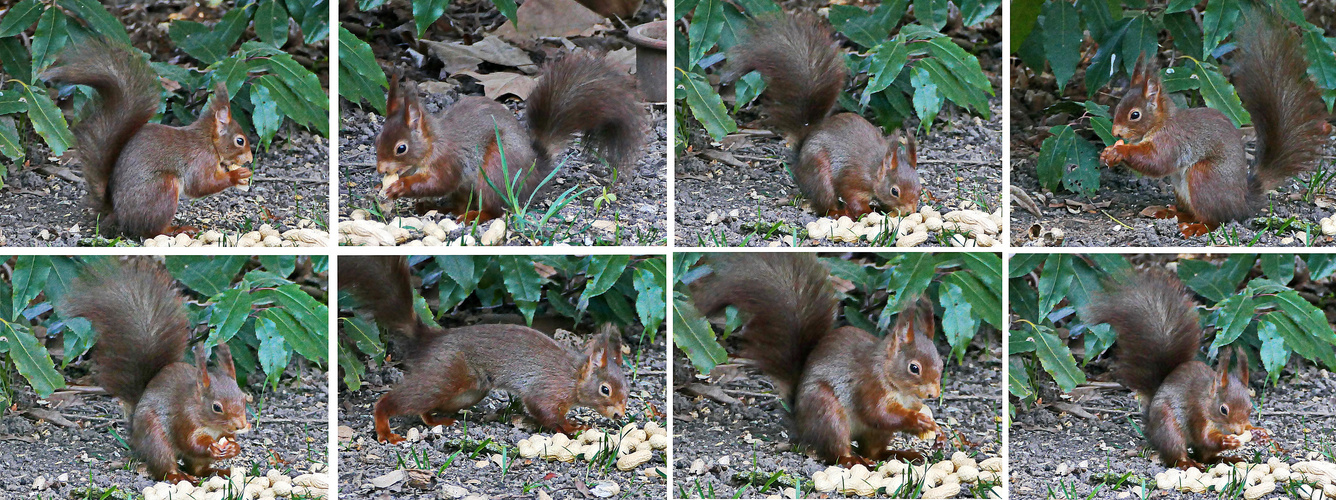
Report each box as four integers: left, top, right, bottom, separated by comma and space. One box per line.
58, 258, 249, 482
690, 253, 945, 466
375, 52, 647, 223
1084, 269, 1269, 469
340, 256, 628, 443
42, 38, 254, 239
723, 14, 921, 219
1099, 6, 1329, 237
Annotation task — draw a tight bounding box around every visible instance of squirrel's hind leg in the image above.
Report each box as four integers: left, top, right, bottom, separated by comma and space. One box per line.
114, 177, 181, 238
131, 411, 188, 481
795, 382, 856, 465
1144, 403, 1192, 467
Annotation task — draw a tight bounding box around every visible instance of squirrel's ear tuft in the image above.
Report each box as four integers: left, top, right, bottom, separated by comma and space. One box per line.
386, 70, 402, 115
602, 327, 623, 368
914, 300, 935, 340
1234, 346, 1248, 385
1216, 348, 1234, 388
195, 344, 212, 390
903, 130, 918, 167
1130, 53, 1146, 86
216, 343, 237, 381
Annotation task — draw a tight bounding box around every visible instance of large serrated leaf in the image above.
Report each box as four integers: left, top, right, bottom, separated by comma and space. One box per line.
0, 116, 22, 161
56, 0, 130, 44
938, 281, 978, 363
167, 256, 248, 297
254, 0, 290, 48
1193, 62, 1250, 127
254, 316, 292, 389
499, 256, 543, 326
1163, 11, 1203, 60
1177, 255, 1254, 303
30, 7, 68, 82
1035, 125, 1075, 194
338, 342, 365, 391
958, 0, 999, 27
923, 36, 992, 96
260, 307, 325, 366
1008, 357, 1034, 399
1036, 254, 1073, 320
676, 69, 736, 140
913, 0, 948, 31
1118, 14, 1159, 76
944, 270, 999, 329
1, 322, 65, 397
1202, 0, 1241, 58
412, 0, 449, 37
687, 0, 724, 65
342, 316, 385, 361
579, 255, 630, 312
206, 287, 253, 347
1041, 0, 1081, 91
0, 0, 43, 38
338, 25, 386, 113
633, 259, 667, 339
1210, 294, 1255, 350
11, 256, 51, 321
864, 38, 908, 96
1030, 324, 1085, 393
673, 299, 727, 374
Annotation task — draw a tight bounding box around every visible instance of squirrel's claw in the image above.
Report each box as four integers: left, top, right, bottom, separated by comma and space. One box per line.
378, 432, 407, 445
209, 439, 241, 460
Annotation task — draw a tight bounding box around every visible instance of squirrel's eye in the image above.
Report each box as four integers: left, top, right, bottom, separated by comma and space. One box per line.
212, 402, 224, 414
1130, 110, 1141, 120
1219, 404, 1229, 416
909, 362, 921, 376
890, 186, 901, 198
235, 136, 245, 147
396, 143, 408, 155
600, 384, 611, 396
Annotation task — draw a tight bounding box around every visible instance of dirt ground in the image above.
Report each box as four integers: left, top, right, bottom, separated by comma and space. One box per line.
0, 362, 328, 497
675, 97, 1003, 247
1009, 146, 1336, 248
337, 102, 668, 246
1009, 363, 1336, 499
672, 344, 1004, 498
0, 130, 330, 247
337, 330, 668, 499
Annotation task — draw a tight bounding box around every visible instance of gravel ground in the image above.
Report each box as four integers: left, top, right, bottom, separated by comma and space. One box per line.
0, 362, 328, 498
337, 328, 667, 499
0, 130, 330, 247
1009, 363, 1336, 499
672, 344, 1004, 498
1009, 151, 1336, 248
337, 98, 669, 247
675, 98, 1002, 247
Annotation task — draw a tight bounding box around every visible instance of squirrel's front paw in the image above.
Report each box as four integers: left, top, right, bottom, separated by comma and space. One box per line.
1100, 143, 1126, 166
1221, 434, 1242, 450
229, 167, 253, 183
383, 179, 409, 199
210, 439, 241, 460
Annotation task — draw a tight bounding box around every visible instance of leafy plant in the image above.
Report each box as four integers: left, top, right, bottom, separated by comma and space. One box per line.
1017, 0, 1336, 197
0, 0, 328, 183
1008, 254, 1336, 410
673, 252, 1002, 375
675, 0, 997, 145
338, 255, 667, 391
0, 255, 328, 409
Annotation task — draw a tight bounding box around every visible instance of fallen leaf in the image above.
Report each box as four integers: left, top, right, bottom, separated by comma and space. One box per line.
423, 37, 537, 75
454, 71, 538, 100
494, 0, 605, 40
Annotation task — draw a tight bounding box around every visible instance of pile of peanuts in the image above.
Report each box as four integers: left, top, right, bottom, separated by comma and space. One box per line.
811, 452, 1004, 498
140, 467, 329, 500
142, 223, 326, 247
339, 210, 507, 246
1153, 458, 1336, 499
516, 422, 668, 471
805, 206, 1002, 247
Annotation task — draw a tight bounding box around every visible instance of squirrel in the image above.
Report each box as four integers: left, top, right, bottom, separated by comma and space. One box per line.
41, 38, 253, 239
690, 253, 945, 466
376, 51, 647, 223
722, 13, 921, 219
1099, 4, 1330, 237
1083, 268, 1268, 469
339, 256, 629, 443
58, 258, 249, 482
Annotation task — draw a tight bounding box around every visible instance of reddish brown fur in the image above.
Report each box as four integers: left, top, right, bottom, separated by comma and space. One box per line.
44, 40, 252, 238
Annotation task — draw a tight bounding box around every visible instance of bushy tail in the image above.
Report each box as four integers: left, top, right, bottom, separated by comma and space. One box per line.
690, 253, 837, 405
41, 38, 160, 215
723, 13, 846, 147
339, 256, 437, 346
60, 258, 188, 407
527, 52, 647, 180
1082, 268, 1202, 398
1233, 4, 1330, 192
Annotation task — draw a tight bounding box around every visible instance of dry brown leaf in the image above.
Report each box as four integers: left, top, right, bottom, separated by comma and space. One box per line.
454, 70, 538, 100
423, 37, 537, 74
494, 0, 605, 41
606, 47, 636, 74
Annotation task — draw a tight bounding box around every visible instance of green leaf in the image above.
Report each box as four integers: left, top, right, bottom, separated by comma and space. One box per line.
909, 67, 940, 132
1035, 125, 1075, 194
1163, 11, 1203, 60
258, 255, 297, 278
1041, 0, 1081, 91
252, 74, 327, 135
169, 6, 253, 65
882, 253, 935, 331
492, 0, 517, 27
1256, 319, 1288, 385
59, 317, 93, 368
1065, 259, 1102, 317
1301, 28, 1336, 98
687, 0, 724, 65
1307, 255, 1336, 281
22, 83, 72, 156
944, 270, 1000, 329
1166, 0, 1196, 14
1008, 254, 1044, 278
829, 3, 902, 49
1036, 254, 1073, 320
676, 0, 700, 18
254, 316, 292, 389
1177, 255, 1254, 303
1084, 18, 1129, 98
206, 287, 253, 347
166, 256, 247, 297
1260, 254, 1295, 285
254, 284, 328, 364
733, 71, 764, 112
249, 83, 282, 149
633, 259, 667, 339
864, 38, 908, 96
0, 0, 43, 38
673, 299, 727, 374
338, 343, 365, 391
938, 281, 978, 363
923, 36, 992, 96
917, 58, 989, 118
676, 69, 736, 140
0, 37, 31, 84
30, 6, 68, 81
260, 307, 325, 365
958, 0, 1000, 27
579, 255, 630, 312
1007, 357, 1034, 399
499, 256, 543, 326
337, 26, 386, 113
1010, 0, 1043, 55
1193, 62, 1250, 127
1081, 323, 1115, 364
0, 322, 65, 397
1210, 294, 1255, 350
254, 0, 290, 48
11, 256, 51, 320
731, 0, 779, 15
1030, 324, 1085, 393
913, 0, 948, 31
56, 0, 131, 44
342, 316, 385, 361
1118, 14, 1159, 76
413, 0, 449, 37
1202, 0, 1241, 58
284, 0, 328, 44
1259, 310, 1335, 369
248, 50, 328, 133
0, 116, 22, 161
